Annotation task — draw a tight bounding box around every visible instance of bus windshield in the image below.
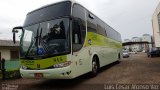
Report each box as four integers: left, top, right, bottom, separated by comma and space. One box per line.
20, 18, 70, 59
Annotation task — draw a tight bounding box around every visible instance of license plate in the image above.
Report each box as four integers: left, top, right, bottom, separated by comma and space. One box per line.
35, 73, 43, 78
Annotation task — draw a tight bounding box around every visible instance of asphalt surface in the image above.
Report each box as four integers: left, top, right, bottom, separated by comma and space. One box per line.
1, 52, 160, 90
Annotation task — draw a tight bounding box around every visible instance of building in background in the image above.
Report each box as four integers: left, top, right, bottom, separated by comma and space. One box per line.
0, 40, 19, 60
142, 34, 153, 52
124, 39, 131, 51
131, 37, 142, 52
152, 2, 160, 47
123, 34, 153, 52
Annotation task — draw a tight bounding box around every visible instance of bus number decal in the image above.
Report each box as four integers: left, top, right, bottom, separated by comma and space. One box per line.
79, 59, 83, 65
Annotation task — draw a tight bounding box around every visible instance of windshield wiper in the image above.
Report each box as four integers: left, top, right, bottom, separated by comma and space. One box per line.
38, 28, 50, 55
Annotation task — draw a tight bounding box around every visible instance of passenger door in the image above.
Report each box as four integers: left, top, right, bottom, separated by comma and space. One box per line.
71, 4, 90, 76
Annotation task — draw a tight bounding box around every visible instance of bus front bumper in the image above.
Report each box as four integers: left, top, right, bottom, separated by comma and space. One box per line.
20, 67, 74, 79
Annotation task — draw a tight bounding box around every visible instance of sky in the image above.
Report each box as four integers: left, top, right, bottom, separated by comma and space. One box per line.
0, 0, 160, 41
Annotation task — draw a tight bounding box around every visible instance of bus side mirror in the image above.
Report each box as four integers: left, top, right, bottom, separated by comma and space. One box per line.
12, 26, 23, 44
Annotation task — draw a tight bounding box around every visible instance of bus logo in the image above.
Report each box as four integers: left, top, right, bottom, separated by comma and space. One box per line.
88, 39, 92, 45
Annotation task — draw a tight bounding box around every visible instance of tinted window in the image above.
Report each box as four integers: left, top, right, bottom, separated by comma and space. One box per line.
24, 1, 71, 26
21, 18, 70, 58
97, 25, 106, 36
87, 12, 97, 33
106, 25, 122, 42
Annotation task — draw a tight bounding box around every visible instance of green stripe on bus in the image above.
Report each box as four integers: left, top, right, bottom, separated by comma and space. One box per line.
85, 32, 122, 48
20, 55, 67, 69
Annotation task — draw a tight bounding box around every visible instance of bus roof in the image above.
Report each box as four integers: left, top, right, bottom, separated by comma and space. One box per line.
27, 0, 77, 15
26, 0, 121, 40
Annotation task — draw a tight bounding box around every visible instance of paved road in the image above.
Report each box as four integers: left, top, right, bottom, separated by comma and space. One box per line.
1, 52, 160, 90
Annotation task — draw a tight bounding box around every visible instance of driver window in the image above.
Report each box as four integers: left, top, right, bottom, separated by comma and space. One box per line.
72, 4, 86, 52
48, 21, 66, 40
72, 20, 83, 52
40, 19, 69, 54
72, 20, 81, 44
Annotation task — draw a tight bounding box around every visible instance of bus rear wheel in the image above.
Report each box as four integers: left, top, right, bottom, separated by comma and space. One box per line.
116, 53, 121, 64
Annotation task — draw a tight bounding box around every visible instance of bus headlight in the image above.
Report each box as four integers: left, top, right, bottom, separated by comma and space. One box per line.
21, 66, 27, 70
53, 61, 72, 68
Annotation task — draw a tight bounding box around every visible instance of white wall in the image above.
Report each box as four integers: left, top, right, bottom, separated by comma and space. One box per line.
0, 49, 10, 60
152, 3, 160, 47
142, 35, 152, 51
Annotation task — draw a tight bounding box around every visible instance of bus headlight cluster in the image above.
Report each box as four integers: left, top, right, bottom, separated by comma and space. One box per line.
53, 61, 72, 68
21, 66, 27, 70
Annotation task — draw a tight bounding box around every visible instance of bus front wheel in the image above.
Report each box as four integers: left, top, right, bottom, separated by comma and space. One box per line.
90, 56, 99, 77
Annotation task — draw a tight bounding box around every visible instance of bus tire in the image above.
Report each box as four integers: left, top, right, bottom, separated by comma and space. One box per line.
118, 53, 121, 60
116, 60, 120, 64
116, 53, 121, 64
90, 56, 99, 77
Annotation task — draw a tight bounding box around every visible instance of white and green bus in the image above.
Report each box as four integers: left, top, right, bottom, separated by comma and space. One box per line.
12, 0, 122, 79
